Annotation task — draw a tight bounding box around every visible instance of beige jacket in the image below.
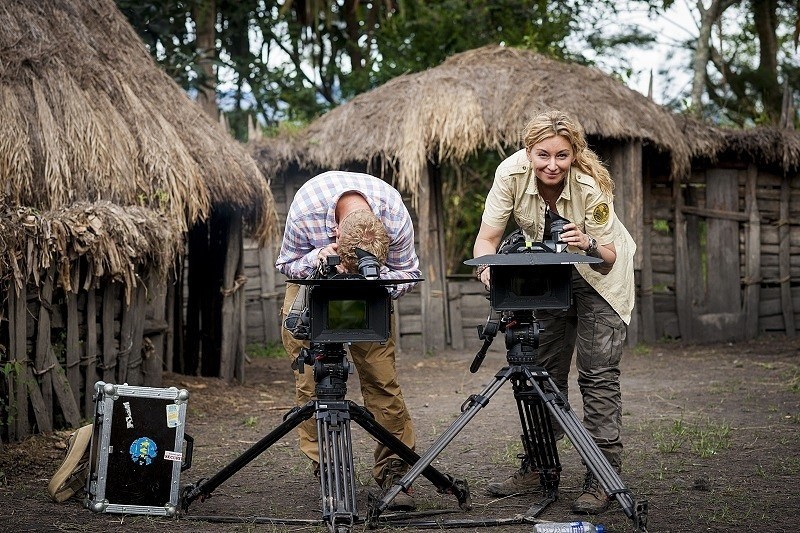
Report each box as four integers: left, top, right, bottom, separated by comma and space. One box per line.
482, 148, 637, 324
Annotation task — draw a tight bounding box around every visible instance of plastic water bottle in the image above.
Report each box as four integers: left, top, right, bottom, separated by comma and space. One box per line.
533, 521, 605, 533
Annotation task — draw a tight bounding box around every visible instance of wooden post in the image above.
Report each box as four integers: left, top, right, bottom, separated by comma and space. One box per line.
126, 283, 147, 385
674, 176, 693, 340
258, 245, 280, 342
13, 283, 52, 435
743, 165, 762, 338
640, 165, 657, 342
220, 214, 244, 381
145, 278, 168, 387
101, 283, 118, 383
610, 142, 643, 344
84, 289, 99, 419
66, 291, 82, 410
778, 174, 795, 335
417, 164, 446, 354
117, 285, 136, 384
34, 270, 81, 429
34, 266, 55, 430
165, 280, 175, 373
9, 285, 27, 439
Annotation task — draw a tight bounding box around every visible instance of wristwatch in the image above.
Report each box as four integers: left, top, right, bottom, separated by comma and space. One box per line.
585, 236, 599, 255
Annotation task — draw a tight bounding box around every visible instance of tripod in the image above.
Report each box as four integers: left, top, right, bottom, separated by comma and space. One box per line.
181, 342, 470, 533
370, 311, 648, 532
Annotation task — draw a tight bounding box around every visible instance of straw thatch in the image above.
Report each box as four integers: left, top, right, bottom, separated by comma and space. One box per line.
252, 45, 692, 195
0, 200, 181, 303
676, 116, 800, 173
0, 0, 277, 247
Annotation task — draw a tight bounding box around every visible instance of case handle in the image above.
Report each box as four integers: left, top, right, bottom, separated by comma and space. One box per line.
181, 434, 194, 471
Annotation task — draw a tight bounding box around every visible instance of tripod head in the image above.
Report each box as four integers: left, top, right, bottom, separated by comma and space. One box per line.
465, 229, 602, 373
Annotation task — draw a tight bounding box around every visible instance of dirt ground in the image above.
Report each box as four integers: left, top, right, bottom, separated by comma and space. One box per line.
2, 334, 799, 533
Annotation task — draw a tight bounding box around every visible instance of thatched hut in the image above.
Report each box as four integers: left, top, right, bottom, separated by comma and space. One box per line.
250, 45, 692, 352
0, 0, 276, 441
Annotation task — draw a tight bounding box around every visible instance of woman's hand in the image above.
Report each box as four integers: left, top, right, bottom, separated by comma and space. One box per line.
560, 222, 590, 250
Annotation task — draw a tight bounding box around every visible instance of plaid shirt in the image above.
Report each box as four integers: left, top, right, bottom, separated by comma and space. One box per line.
275, 171, 420, 298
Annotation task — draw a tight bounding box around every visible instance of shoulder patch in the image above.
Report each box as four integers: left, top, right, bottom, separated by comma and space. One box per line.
592, 203, 610, 225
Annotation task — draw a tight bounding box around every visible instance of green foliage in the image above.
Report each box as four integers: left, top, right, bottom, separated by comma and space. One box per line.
246, 342, 285, 359
441, 152, 503, 275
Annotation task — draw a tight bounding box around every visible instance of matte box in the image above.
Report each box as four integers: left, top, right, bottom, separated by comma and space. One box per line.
85, 381, 191, 516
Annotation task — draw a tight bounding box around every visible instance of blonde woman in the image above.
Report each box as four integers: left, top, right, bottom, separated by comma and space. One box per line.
474, 110, 636, 515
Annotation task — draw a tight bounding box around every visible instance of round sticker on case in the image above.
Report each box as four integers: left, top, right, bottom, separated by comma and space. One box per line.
129, 437, 158, 466
592, 203, 610, 225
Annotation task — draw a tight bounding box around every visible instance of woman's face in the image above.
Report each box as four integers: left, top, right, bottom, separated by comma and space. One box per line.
528, 134, 574, 188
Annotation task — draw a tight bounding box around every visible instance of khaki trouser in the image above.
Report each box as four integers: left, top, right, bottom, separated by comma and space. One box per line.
281, 283, 416, 483
534, 268, 626, 469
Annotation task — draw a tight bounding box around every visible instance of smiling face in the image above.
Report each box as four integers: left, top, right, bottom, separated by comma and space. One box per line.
528, 134, 574, 189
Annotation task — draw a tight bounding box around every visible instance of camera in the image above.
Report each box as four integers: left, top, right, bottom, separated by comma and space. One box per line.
284, 249, 420, 344
466, 223, 601, 312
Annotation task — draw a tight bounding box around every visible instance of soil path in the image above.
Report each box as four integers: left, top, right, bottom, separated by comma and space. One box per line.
2, 335, 799, 532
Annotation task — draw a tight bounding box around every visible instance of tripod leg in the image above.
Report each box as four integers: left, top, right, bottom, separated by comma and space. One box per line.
349, 401, 470, 507
525, 368, 648, 531
181, 402, 317, 510
317, 402, 358, 532
368, 367, 517, 521
512, 375, 561, 517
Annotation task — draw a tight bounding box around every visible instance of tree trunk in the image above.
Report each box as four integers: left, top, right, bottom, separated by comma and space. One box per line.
194, 0, 218, 120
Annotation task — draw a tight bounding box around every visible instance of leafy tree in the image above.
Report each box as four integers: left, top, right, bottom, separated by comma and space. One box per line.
683, 0, 798, 125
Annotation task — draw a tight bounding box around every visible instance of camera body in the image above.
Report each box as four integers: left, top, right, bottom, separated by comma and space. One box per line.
285, 250, 420, 344
466, 227, 602, 312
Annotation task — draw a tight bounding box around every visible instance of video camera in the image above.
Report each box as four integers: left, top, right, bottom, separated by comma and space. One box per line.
284, 248, 420, 344
465, 215, 601, 312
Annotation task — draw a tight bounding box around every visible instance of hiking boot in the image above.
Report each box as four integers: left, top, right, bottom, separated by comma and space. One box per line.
379, 459, 416, 511
485, 457, 539, 496
571, 471, 610, 514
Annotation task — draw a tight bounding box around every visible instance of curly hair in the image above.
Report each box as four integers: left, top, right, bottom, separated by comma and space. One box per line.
337, 209, 389, 272
522, 110, 614, 199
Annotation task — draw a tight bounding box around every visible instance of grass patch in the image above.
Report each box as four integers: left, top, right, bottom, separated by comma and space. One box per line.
651, 417, 731, 458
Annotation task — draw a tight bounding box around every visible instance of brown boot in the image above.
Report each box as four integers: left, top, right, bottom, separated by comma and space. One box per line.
571, 471, 610, 514
485, 457, 539, 496
379, 459, 416, 511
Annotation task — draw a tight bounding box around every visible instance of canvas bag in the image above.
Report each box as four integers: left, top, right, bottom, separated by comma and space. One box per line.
47, 423, 93, 503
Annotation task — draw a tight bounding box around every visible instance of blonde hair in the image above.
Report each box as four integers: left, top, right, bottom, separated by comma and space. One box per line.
522, 110, 614, 199
337, 209, 389, 272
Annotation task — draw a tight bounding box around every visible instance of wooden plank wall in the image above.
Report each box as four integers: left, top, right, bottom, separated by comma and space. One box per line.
648, 164, 799, 340
1, 272, 171, 440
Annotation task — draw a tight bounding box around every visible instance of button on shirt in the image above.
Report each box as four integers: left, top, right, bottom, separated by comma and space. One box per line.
482, 149, 637, 324
275, 171, 421, 298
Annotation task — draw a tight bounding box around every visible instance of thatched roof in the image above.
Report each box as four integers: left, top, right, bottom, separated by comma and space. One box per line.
252, 45, 692, 195
676, 116, 800, 173
0, 0, 277, 247
0, 201, 181, 302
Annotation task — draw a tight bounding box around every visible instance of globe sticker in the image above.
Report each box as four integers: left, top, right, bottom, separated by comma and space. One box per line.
593, 203, 610, 225
129, 437, 158, 466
